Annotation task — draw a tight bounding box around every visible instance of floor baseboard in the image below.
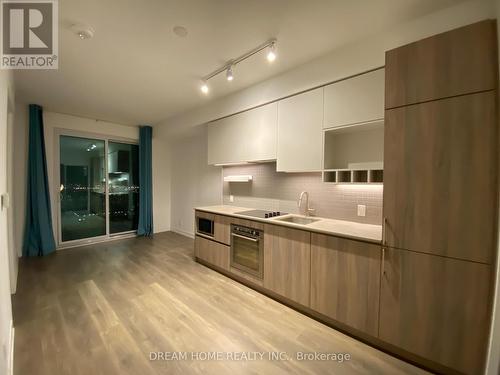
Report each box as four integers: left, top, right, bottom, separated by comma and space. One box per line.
171, 228, 194, 239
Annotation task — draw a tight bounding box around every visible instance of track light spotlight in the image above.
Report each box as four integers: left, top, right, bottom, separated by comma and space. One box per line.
200, 81, 209, 94
226, 65, 234, 81
267, 42, 276, 62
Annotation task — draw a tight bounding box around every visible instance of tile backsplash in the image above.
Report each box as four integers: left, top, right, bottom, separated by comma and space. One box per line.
223, 162, 383, 225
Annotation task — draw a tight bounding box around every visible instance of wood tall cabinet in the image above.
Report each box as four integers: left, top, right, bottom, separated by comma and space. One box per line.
381, 20, 498, 375
310, 234, 381, 337
379, 248, 491, 375
263, 225, 311, 306
385, 20, 497, 108
383, 91, 497, 263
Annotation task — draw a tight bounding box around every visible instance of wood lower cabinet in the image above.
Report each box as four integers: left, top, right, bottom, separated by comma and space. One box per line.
194, 236, 230, 271
195, 211, 230, 245
213, 215, 230, 245
385, 20, 497, 108
383, 91, 497, 263
379, 247, 492, 375
310, 234, 381, 336
263, 225, 311, 306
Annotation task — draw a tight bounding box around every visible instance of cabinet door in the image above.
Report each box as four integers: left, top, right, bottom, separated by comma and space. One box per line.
385, 20, 496, 109
195, 236, 230, 270
379, 247, 491, 375
383, 91, 497, 263
310, 234, 381, 336
263, 225, 310, 306
324, 69, 384, 129
277, 88, 323, 172
213, 214, 230, 245
207, 102, 277, 165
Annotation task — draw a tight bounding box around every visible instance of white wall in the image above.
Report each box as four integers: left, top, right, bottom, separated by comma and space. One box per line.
168, 126, 222, 237
12, 102, 27, 257
156, 0, 495, 137
12, 109, 171, 254
6, 102, 16, 295
152, 135, 171, 233
0, 70, 15, 375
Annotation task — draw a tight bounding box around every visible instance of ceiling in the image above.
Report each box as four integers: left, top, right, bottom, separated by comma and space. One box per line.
14, 0, 464, 126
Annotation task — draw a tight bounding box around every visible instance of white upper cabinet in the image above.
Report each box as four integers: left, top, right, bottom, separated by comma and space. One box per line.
323, 68, 384, 129
277, 88, 323, 172
207, 102, 277, 165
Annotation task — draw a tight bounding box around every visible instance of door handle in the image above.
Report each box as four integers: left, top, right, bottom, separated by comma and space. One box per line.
232, 233, 259, 242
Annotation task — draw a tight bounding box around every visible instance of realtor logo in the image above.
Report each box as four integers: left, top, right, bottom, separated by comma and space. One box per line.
1, 0, 58, 69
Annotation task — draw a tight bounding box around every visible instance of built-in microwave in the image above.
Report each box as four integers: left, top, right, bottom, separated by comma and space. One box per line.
196, 216, 214, 238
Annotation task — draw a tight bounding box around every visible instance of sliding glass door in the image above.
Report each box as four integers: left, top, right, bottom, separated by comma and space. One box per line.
108, 142, 139, 234
59, 134, 139, 245
60, 136, 106, 242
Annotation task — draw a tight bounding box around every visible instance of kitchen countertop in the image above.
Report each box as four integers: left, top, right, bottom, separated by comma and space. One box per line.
195, 205, 382, 243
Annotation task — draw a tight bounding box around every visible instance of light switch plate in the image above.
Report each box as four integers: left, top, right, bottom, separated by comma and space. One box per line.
229, 195, 234, 203
357, 204, 366, 217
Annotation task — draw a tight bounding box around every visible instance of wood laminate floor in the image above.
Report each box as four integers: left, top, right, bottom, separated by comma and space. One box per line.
12, 232, 430, 375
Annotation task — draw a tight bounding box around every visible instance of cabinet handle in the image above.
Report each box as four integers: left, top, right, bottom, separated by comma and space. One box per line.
381, 247, 386, 277
382, 217, 387, 246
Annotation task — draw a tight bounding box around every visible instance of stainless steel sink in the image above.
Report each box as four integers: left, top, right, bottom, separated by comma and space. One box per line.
275, 215, 320, 225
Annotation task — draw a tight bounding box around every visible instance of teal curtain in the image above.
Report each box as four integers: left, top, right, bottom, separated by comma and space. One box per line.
137, 125, 153, 236
23, 104, 56, 256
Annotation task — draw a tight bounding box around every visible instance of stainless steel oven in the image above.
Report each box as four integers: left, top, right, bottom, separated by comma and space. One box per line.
230, 225, 263, 279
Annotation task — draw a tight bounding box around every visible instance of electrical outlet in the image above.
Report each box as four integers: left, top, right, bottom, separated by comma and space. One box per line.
357, 204, 366, 217
1, 193, 9, 210
229, 195, 234, 203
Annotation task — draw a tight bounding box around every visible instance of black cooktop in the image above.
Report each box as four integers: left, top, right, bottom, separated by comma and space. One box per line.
237, 209, 287, 219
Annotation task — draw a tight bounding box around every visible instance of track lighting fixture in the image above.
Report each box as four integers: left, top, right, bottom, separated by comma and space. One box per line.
199, 38, 277, 94
200, 81, 209, 94
267, 42, 276, 62
226, 65, 234, 81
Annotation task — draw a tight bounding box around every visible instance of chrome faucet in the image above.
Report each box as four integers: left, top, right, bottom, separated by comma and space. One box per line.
298, 191, 315, 216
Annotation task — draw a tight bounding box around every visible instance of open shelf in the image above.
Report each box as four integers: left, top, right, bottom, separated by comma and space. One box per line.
322, 168, 384, 184
338, 170, 352, 183
369, 169, 383, 183
323, 171, 337, 183
323, 120, 384, 184
324, 120, 384, 169
353, 170, 368, 183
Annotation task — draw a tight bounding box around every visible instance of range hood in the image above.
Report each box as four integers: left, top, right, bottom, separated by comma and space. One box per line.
223, 175, 253, 182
